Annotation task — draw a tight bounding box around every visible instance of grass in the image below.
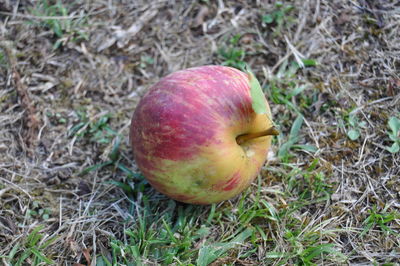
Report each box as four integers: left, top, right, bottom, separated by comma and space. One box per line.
361, 206, 399, 237
28, 0, 88, 49
218, 34, 247, 71
261, 2, 297, 38
1, 0, 399, 265
97, 175, 343, 265
68, 110, 117, 144
1, 225, 57, 265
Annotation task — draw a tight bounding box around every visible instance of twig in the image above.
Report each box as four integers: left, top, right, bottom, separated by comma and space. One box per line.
0, 41, 40, 152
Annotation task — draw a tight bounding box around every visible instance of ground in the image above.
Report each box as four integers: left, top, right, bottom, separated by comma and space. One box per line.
0, 0, 399, 265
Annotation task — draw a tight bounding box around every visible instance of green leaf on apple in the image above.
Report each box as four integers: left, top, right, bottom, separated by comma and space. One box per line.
247, 69, 268, 114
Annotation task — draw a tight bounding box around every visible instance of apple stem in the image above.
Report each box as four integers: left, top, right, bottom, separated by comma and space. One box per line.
236, 126, 279, 145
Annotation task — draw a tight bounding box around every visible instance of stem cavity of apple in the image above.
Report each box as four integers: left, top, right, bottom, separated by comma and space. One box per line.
236, 126, 279, 145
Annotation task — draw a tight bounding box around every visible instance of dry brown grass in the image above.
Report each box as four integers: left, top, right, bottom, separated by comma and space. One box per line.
0, 0, 399, 265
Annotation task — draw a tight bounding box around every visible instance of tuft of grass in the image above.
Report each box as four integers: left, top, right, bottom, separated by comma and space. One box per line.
361, 206, 400, 236
196, 227, 253, 266
344, 111, 367, 141
0, 225, 57, 265
27, 201, 52, 221
69, 110, 117, 144
261, 2, 296, 36
264, 60, 317, 115
218, 34, 247, 71
28, 0, 88, 49
100, 201, 209, 265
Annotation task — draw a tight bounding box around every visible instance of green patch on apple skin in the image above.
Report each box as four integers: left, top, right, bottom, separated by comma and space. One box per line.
247, 69, 268, 114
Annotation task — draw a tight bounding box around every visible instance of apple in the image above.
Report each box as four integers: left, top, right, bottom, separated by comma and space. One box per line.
130, 65, 277, 204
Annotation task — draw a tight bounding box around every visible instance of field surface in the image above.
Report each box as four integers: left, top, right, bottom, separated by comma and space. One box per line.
0, 0, 399, 265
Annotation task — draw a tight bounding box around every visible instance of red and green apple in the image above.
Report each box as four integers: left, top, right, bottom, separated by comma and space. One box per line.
130, 65, 277, 204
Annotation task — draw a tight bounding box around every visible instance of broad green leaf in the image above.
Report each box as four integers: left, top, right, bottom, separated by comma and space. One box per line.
52, 21, 63, 37
348, 114, 358, 127
289, 115, 304, 140
347, 129, 360, 140
278, 138, 296, 159
260, 199, 279, 221
387, 142, 400, 153
388, 116, 400, 138
247, 70, 268, 114
196, 227, 253, 266
262, 14, 274, 23
359, 121, 367, 128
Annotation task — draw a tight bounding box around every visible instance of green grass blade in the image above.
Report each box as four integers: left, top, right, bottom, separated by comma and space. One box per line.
289, 115, 304, 140
196, 227, 253, 266
30, 247, 54, 264
79, 161, 113, 176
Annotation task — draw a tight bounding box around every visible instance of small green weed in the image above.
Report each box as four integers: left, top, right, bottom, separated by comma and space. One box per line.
284, 159, 333, 202
386, 116, 400, 153
46, 111, 67, 124
79, 135, 143, 178
27, 201, 51, 220
139, 55, 155, 69
69, 111, 117, 144
218, 34, 246, 70
261, 2, 296, 36
361, 206, 399, 236
345, 111, 367, 141
264, 60, 317, 114
69, 111, 143, 189
0, 225, 57, 265
28, 0, 88, 49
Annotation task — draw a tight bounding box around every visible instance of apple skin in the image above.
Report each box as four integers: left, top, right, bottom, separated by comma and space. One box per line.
130, 65, 273, 204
